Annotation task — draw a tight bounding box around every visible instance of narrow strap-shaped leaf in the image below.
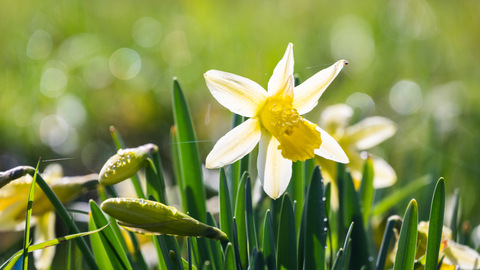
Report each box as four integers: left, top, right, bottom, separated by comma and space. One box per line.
172, 237, 185, 270
89, 214, 114, 270
358, 158, 374, 227
228, 114, 244, 201
331, 248, 344, 270
188, 237, 193, 270
155, 235, 175, 270
337, 163, 347, 248
304, 158, 315, 188
276, 194, 297, 270
286, 160, 305, 231
234, 173, 248, 270
145, 158, 163, 204
219, 168, 233, 243
450, 189, 460, 242
206, 212, 223, 270
33, 173, 99, 270
344, 171, 373, 270
393, 199, 418, 270
109, 126, 145, 199
250, 249, 265, 270
303, 167, 327, 270
171, 126, 187, 210
223, 243, 236, 270
425, 178, 446, 270
232, 218, 243, 270
323, 182, 334, 265
342, 222, 354, 269
22, 160, 40, 270
2, 222, 110, 270
375, 216, 401, 270
372, 175, 431, 216
262, 210, 276, 270
150, 147, 168, 204
172, 78, 207, 222
245, 176, 258, 259
90, 200, 133, 270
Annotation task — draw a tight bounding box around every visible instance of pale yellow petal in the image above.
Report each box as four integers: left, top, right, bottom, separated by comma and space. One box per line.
34, 211, 56, 270
293, 60, 348, 115
442, 241, 480, 269
206, 118, 262, 168
257, 132, 292, 199
343, 116, 397, 150
268, 43, 294, 96
319, 103, 354, 136
205, 70, 268, 117
371, 156, 397, 188
314, 125, 349, 164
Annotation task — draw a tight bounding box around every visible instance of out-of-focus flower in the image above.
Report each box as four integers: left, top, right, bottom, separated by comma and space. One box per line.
204, 43, 349, 199
413, 222, 480, 269
317, 104, 397, 189
0, 164, 98, 270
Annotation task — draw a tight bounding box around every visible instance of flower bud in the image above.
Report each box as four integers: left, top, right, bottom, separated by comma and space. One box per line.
101, 198, 228, 241
99, 144, 156, 186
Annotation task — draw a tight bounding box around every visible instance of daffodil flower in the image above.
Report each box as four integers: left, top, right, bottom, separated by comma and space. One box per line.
204, 43, 349, 199
0, 164, 98, 270
316, 103, 397, 189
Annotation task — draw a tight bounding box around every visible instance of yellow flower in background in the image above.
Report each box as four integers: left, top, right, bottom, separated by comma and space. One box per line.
204, 43, 349, 199
0, 164, 98, 270
316, 103, 397, 190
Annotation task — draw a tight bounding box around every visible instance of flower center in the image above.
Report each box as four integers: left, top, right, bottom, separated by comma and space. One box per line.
258, 97, 321, 162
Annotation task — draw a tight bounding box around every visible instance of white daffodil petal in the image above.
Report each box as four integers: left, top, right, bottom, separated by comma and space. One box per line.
257, 132, 292, 199
268, 43, 294, 96
34, 211, 56, 270
206, 118, 262, 168
371, 156, 397, 188
319, 104, 354, 136
293, 60, 348, 115
442, 241, 480, 269
344, 116, 397, 150
314, 125, 349, 164
205, 70, 268, 117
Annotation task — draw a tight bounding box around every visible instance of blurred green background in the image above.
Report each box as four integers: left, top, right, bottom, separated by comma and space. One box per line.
1, 0, 480, 223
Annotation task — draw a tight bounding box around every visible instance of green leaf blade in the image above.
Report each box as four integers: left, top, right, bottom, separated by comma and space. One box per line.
393, 199, 418, 270
424, 178, 446, 270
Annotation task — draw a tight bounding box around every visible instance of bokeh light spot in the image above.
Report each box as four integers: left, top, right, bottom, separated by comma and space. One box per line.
26, 30, 53, 60
40, 68, 68, 98
389, 80, 423, 115
132, 17, 162, 48
40, 115, 69, 147
331, 16, 375, 73
346, 92, 375, 115
82, 56, 113, 89
109, 48, 142, 80
70, 33, 100, 64
52, 127, 79, 155
56, 95, 87, 127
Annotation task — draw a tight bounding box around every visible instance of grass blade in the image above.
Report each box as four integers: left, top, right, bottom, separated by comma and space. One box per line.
232, 218, 244, 270
303, 166, 326, 270
343, 171, 373, 270
219, 168, 233, 243
262, 210, 276, 270
206, 212, 223, 270
22, 160, 40, 270
234, 173, 248, 270
342, 222, 354, 269
145, 158, 165, 204
245, 176, 258, 259
89, 214, 114, 270
331, 248, 344, 270
358, 158, 374, 226
1, 223, 110, 270
33, 173, 99, 270
223, 243, 236, 270
424, 178, 446, 270
393, 199, 418, 270
375, 216, 401, 270
286, 160, 305, 231
172, 78, 207, 222
276, 194, 297, 270
90, 200, 133, 270
372, 175, 431, 216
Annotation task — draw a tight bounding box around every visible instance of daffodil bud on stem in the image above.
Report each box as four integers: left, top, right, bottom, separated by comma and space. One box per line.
101, 198, 228, 241
0, 166, 36, 189
99, 143, 157, 186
